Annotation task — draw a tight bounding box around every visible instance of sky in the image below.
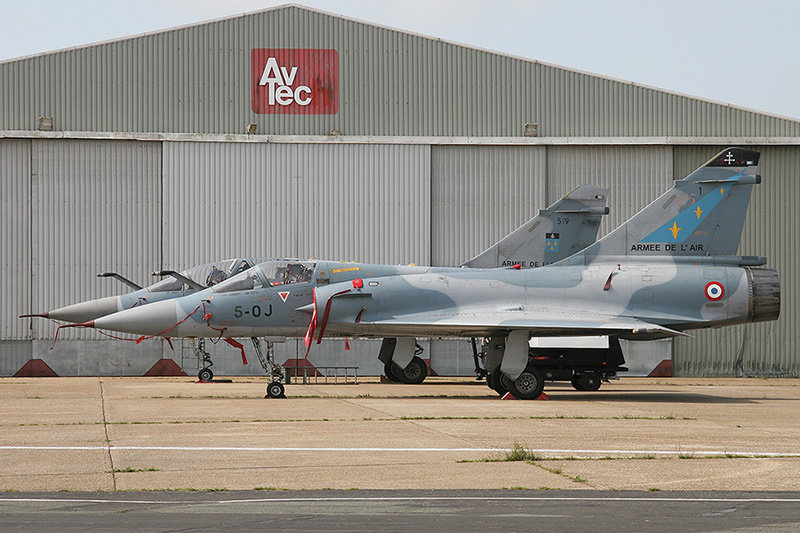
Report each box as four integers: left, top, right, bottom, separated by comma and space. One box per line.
1, 0, 799, 120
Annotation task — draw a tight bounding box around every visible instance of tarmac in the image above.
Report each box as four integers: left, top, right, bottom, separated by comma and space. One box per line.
1, 376, 800, 492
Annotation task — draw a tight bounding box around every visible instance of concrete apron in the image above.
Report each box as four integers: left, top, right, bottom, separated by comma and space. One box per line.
0, 376, 799, 492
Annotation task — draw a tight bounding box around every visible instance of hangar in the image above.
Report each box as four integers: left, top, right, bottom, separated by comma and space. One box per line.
2, 4, 798, 378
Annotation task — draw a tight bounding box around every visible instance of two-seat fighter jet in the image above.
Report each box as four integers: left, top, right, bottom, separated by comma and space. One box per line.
21, 258, 269, 380
306, 148, 780, 398
22, 258, 264, 324
59, 185, 610, 396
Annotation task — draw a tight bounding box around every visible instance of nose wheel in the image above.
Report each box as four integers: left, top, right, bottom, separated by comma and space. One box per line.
266, 381, 286, 398
198, 368, 214, 382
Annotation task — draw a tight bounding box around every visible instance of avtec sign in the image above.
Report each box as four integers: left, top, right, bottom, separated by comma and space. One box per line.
251, 49, 339, 114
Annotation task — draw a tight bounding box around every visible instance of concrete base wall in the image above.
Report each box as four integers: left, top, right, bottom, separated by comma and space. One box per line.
2, 337, 671, 378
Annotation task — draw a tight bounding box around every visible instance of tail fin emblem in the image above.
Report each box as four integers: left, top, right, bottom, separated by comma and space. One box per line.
669, 222, 682, 239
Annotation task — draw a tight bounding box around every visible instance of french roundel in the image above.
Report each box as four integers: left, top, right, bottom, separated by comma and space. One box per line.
705, 281, 725, 301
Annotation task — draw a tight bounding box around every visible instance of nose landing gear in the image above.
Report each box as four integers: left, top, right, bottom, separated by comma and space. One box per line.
252, 337, 287, 398
188, 338, 214, 382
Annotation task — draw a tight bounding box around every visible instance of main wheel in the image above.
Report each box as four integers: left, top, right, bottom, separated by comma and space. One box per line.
578, 372, 602, 391
488, 371, 510, 396
486, 372, 497, 390
507, 367, 545, 400
399, 356, 428, 384
198, 368, 213, 382
384, 361, 402, 382
266, 381, 286, 398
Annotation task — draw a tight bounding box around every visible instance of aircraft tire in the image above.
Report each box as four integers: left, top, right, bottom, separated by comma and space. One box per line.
507, 367, 545, 400
577, 372, 602, 391
488, 372, 509, 396
266, 381, 286, 398
384, 361, 403, 382
198, 368, 213, 382
399, 356, 427, 384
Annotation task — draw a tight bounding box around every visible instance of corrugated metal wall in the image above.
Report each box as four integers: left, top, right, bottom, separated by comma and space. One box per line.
431, 146, 546, 266
545, 146, 673, 235
2, 138, 798, 376
1, 140, 31, 340
29, 139, 162, 342
2, 6, 800, 138
672, 145, 799, 376
163, 142, 430, 268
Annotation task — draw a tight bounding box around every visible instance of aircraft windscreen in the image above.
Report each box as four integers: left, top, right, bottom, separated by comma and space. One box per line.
212, 267, 267, 294
148, 258, 259, 293
261, 261, 316, 286
148, 277, 183, 293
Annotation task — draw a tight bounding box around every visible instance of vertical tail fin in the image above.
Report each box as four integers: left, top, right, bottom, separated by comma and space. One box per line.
462, 184, 609, 268
564, 148, 761, 264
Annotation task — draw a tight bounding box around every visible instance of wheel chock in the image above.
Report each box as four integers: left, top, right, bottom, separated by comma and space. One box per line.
501, 392, 550, 400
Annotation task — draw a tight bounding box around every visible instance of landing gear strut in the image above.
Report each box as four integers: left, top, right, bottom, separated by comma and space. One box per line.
471, 338, 487, 380
252, 337, 286, 398
191, 338, 214, 382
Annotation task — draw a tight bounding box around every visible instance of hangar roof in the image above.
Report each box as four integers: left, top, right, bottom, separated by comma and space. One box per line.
2, 4, 799, 138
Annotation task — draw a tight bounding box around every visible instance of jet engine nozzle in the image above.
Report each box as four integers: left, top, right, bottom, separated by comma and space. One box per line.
745, 268, 780, 323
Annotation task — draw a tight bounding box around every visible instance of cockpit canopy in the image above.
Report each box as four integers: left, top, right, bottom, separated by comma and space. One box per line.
213, 261, 316, 294
148, 257, 269, 293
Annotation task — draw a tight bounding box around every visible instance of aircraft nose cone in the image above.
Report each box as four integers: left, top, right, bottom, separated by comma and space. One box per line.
93, 299, 180, 336
46, 296, 121, 323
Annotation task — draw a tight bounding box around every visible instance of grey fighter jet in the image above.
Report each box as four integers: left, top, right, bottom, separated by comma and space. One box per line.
308, 148, 779, 398
58, 185, 610, 395
21, 258, 264, 323
21, 257, 269, 380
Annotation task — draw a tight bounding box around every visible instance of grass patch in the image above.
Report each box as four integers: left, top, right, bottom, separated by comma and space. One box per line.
504, 443, 542, 462
112, 467, 159, 473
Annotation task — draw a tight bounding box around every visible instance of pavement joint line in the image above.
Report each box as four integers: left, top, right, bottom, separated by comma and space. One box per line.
2, 496, 800, 505
1, 446, 800, 456
98, 378, 117, 491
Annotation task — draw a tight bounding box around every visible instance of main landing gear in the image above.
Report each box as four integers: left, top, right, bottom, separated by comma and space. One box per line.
252, 337, 286, 398
384, 355, 428, 384
484, 337, 627, 398
381, 340, 428, 384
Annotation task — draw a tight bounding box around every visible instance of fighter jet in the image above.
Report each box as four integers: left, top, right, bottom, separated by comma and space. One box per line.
57, 185, 610, 396
84, 147, 774, 398
306, 148, 780, 399
21, 257, 269, 380
21, 258, 264, 323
